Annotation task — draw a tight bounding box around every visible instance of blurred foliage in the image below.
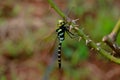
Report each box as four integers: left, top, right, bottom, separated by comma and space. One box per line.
0, 0, 120, 80
0, 75, 7, 80
59, 67, 89, 80
0, 2, 19, 18
0, 34, 35, 58
63, 39, 88, 66
67, 0, 119, 40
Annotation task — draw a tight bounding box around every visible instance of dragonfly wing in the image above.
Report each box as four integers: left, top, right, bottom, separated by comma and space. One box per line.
43, 37, 58, 80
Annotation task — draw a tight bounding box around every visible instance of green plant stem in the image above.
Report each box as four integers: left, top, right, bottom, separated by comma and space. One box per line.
104, 19, 120, 42
74, 27, 120, 64
48, 0, 66, 19
48, 0, 120, 64
110, 19, 120, 41
102, 19, 120, 55
103, 36, 120, 55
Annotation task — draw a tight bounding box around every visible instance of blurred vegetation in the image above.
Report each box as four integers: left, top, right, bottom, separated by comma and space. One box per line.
0, 0, 120, 80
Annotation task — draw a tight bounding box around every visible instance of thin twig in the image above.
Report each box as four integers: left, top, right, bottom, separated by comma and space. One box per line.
102, 19, 120, 56
48, 0, 66, 19
102, 36, 120, 56
102, 19, 120, 42
74, 27, 120, 64
108, 19, 120, 42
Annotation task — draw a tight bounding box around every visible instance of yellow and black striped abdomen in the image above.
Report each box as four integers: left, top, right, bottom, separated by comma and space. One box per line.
56, 25, 66, 69
57, 42, 62, 69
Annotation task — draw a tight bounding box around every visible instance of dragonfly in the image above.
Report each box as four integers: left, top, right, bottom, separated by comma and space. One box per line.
56, 19, 78, 69
43, 19, 79, 80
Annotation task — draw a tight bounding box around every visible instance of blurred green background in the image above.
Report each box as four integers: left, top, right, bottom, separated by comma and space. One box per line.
0, 0, 120, 80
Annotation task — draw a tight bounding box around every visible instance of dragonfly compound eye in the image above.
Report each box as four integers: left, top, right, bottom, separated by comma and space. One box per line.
58, 20, 65, 27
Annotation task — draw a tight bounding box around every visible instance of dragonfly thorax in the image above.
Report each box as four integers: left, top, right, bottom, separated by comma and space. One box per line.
56, 20, 67, 41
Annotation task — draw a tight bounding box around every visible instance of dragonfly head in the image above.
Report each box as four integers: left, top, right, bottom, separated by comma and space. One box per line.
57, 20, 66, 27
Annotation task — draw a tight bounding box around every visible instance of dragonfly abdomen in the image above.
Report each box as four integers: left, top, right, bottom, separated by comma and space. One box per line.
56, 20, 67, 69
56, 27, 66, 69
58, 41, 62, 69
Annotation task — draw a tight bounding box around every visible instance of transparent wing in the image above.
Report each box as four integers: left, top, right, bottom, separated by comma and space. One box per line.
43, 36, 58, 80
